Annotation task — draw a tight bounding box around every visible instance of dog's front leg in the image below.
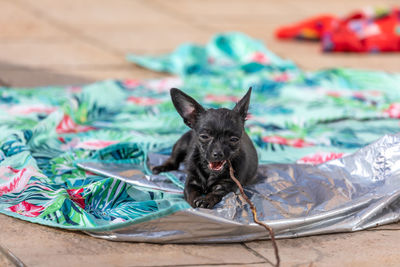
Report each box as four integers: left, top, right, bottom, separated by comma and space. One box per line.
194, 179, 236, 209
184, 175, 204, 208
152, 131, 192, 174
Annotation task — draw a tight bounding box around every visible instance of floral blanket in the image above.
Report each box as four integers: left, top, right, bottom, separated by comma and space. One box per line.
1, 32, 400, 230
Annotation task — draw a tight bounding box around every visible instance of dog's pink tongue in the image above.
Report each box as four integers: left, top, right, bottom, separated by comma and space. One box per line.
209, 161, 225, 170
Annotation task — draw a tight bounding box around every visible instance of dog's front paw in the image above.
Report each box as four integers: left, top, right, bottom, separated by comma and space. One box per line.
193, 195, 219, 209
152, 165, 166, 174
152, 162, 179, 174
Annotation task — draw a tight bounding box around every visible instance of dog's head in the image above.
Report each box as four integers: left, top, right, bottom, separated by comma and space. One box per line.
170, 87, 252, 172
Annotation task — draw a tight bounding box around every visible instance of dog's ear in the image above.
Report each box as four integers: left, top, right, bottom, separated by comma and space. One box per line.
170, 88, 205, 128
233, 87, 252, 121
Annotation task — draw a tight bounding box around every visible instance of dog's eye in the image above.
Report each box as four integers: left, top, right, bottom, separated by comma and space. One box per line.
199, 134, 210, 141
230, 137, 239, 143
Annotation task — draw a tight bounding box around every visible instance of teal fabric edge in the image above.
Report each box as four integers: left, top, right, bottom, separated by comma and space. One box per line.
1, 138, 190, 231
74, 158, 185, 190
0, 200, 190, 232
163, 172, 185, 189
72, 141, 186, 189
126, 31, 298, 74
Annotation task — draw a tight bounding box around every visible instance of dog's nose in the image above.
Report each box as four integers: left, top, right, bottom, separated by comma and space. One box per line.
212, 151, 223, 161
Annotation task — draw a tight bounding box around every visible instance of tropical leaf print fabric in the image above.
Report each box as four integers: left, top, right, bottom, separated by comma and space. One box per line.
127, 32, 400, 164
0, 82, 190, 230
1, 32, 400, 230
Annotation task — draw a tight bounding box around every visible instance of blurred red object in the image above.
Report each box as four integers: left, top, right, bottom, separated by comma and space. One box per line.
275, 7, 400, 52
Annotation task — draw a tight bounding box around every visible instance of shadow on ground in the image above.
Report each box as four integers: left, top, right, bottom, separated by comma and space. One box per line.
0, 61, 94, 87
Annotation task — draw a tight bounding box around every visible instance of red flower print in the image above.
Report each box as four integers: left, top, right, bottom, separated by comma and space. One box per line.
9, 104, 57, 115
56, 114, 95, 134
7, 201, 44, 217
250, 51, 270, 64
123, 79, 141, 88
352, 92, 365, 100
367, 90, 382, 97
297, 152, 345, 165
383, 103, 400, 118
262, 136, 313, 148
0, 166, 46, 196
326, 91, 341, 98
84, 170, 97, 176
75, 140, 118, 150
204, 94, 240, 103
127, 96, 162, 106
144, 77, 183, 93
112, 217, 126, 223
289, 138, 313, 148
67, 188, 85, 209
262, 135, 287, 145
274, 72, 289, 82
67, 86, 82, 93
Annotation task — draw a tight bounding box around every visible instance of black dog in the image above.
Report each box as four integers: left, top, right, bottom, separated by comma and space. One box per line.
152, 88, 258, 209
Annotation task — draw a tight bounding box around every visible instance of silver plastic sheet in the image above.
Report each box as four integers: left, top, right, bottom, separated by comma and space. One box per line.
84, 134, 400, 243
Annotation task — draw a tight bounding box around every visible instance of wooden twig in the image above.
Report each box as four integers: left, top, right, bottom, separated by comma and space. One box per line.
228, 161, 280, 267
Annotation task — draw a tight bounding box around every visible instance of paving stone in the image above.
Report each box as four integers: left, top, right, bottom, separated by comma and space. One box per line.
21, 0, 184, 29
367, 223, 400, 231
0, 214, 263, 267
0, 255, 14, 267
200, 264, 268, 267
0, 249, 17, 267
85, 25, 214, 54
283, 51, 400, 72
0, 41, 124, 68
19, 0, 214, 54
287, 0, 398, 17
0, 1, 69, 41
0, 64, 169, 87
246, 226, 400, 267
0, 64, 93, 87
153, 0, 296, 18
156, 0, 399, 19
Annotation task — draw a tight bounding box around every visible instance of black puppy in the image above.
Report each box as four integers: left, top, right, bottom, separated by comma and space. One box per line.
152, 88, 258, 209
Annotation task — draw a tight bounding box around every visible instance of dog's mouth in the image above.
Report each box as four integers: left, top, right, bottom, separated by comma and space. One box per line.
208, 160, 227, 171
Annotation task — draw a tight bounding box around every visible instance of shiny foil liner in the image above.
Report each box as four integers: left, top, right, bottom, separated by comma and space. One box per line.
82, 134, 400, 243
